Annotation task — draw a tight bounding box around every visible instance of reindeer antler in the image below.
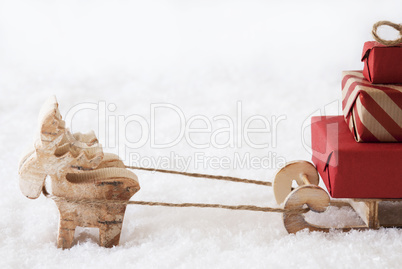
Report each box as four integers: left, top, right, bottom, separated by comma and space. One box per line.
55, 130, 104, 171
37, 96, 66, 148
36, 96, 104, 175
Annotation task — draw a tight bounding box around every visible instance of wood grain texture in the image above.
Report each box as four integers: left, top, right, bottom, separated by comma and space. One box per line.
273, 161, 319, 205
18, 96, 140, 249
277, 161, 372, 233
349, 200, 379, 229
283, 185, 332, 233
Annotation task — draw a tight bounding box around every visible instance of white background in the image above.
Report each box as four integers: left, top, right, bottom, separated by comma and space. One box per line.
1, 0, 402, 268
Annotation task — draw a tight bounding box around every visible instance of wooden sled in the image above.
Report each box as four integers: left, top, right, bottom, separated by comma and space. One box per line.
18, 97, 402, 249
273, 161, 402, 233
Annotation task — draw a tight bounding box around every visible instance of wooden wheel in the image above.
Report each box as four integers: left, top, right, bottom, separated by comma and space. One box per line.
283, 185, 331, 233
273, 161, 319, 205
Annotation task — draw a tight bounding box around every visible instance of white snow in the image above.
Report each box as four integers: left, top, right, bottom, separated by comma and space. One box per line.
1, 0, 402, 268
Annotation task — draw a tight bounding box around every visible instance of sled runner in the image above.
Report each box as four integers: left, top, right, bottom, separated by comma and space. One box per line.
273, 160, 402, 233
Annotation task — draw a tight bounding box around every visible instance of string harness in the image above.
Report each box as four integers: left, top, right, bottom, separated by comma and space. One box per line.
43, 165, 310, 215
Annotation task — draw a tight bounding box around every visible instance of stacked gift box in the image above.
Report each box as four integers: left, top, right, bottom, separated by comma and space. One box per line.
311, 29, 402, 199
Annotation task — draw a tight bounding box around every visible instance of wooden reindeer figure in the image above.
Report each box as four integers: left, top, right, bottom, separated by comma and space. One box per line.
18, 96, 140, 249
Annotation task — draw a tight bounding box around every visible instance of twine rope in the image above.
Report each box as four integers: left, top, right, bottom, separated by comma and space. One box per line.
42, 186, 309, 214
372, 20, 402, 46
124, 165, 272, 186
42, 166, 310, 214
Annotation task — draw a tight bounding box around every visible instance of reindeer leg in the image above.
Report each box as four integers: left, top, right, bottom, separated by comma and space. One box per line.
98, 204, 127, 248
57, 215, 76, 249
99, 221, 123, 248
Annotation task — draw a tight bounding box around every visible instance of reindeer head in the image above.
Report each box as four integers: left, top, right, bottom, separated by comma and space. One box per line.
19, 96, 104, 199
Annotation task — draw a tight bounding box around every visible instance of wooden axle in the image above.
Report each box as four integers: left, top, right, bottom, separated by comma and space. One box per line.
300, 174, 311, 185
273, 161, 319, 204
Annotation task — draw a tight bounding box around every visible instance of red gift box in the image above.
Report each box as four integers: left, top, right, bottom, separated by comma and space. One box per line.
311, 115, 402, 199
361, 41, 402, 84
342, 71, 402, 142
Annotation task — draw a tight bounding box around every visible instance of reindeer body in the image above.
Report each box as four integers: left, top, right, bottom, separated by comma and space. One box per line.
18, 97, 140, 249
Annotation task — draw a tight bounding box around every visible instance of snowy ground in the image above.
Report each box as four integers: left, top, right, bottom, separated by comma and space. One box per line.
1, 0, 402, 268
